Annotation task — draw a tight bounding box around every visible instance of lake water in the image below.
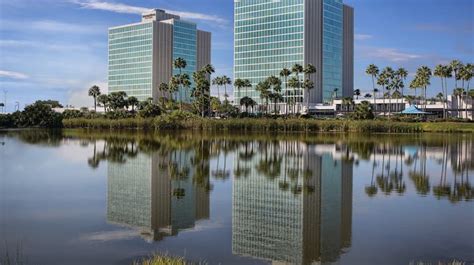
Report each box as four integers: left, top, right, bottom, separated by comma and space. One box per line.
0, 130, 473, 265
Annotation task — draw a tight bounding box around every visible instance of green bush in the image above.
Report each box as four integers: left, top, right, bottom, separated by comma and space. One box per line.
0, 114, 14, 128
14, 103, 63, 128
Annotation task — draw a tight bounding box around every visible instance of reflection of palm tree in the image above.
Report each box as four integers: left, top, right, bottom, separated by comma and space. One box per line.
365, 150, 378, 197
433, 142, 450, 199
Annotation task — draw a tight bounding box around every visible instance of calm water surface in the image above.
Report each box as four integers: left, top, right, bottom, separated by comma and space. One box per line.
0, 130, 473, 265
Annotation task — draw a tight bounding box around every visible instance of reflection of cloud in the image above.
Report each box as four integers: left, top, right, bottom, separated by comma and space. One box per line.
80, 229, 138, 242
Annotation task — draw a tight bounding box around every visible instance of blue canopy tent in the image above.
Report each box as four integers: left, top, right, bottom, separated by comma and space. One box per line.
401, 105, 431, 115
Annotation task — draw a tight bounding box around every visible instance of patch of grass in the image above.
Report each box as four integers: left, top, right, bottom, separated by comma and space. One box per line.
133, 254, 205, 265
62, 116, 474, 133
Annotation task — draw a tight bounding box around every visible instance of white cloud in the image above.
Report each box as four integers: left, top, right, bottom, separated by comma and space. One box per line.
0, 39, 106, 52
0, 70, 29, 79
71, 0, 228, 26
0, 19, 104, 34
355, 34, 373, 41
359, 46, 422, 62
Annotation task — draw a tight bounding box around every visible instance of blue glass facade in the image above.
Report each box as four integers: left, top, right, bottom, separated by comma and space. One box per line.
108, 22, 153, 101
234, 0, 305, 105
322, 0, 343, 103
172, 20, 197, 103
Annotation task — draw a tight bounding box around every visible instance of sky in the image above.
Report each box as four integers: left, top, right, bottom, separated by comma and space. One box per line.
0, 0, 473, 110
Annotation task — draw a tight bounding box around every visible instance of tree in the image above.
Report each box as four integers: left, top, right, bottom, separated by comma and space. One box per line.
396, 68, 408, 97
201, 64, 215, 115
381, 67, 395, 116
287, 77, 300, 114
333, 88, 339, 100
460, 63, 473, 90
366, 64, 380, 113
0, 102, 4, 113
210, 97, 221, 116
450, 60, 463, 92
15, 102, 63, 128
388, 76, 404, 113
180, 73, 192, 104
212, 76, 222, 101
453, 88, 465, 119
256, 81, 271, 114
108, 91, 127, 110
354, 89, 361, 99
173, 57, 187, 108
240, 97, 256, 114
342, 97, 354, 113
409, 77, 421, 108
364, 93, 372, 99
97, 94, 109, 113
266, 76, 282, 114
468, 89, 474, 119
415, 66, 432, 111
221, 76, 232, 103
234, 78, 251, 108
280, 68, 292, 115
127, 96, 139, 111
34, 100, 63, 108
303, 64, 316, 109
138, 103, 161, 118
169, 75, 181, 106
351, 101, 374, 120
291, 64, 303, 113
192, 69, 211, 117
88, 85, 101, 112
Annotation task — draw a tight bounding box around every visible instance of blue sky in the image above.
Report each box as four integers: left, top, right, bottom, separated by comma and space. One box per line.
0, 0, 472, 110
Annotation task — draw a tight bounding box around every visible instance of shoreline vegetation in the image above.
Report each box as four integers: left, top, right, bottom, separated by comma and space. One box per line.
60, 114, 474, 133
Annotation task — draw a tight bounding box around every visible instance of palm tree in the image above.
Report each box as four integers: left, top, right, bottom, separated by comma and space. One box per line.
280, 68, 292, 115
377, 73, 389, 115
267, 76, 282, 114
389, 76, 404, 114
366, 64, 380, 113
434, 65, 447, 119
303, 64, 316, 110
88, 85, 101, 112
180, 73, 191, 105
287, 77, 300, 114
409, 77, 420, 108
240, 97, 256, 113
354, 89, 361, 99
97, 94, 108, 113
333, 88, 339, 100
396, 68, 408, 97
364, 93, 372, 99
221, 76, 232, 103
256, 81, 271, 114
453, 88, 465, 118
173, 57, 187, 107
302, 79, 314, 112
127, 96, 138, 111
291, 64, 303, 113
169, 75, 181, 107
416, 66, 432, 111
212, 76, 222, 101
450, 60, 463, 91
201, 64, 215, 115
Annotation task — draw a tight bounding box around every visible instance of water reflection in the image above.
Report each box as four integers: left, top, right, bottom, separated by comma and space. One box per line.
2, 130, 473, 264
232, 142, 353, 264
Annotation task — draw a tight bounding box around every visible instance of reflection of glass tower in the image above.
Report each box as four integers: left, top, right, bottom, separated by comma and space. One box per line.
232, 143, 353, 264
107, 150, 210, 241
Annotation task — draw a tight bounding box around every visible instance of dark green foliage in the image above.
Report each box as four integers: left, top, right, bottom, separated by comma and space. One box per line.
0, 114, 14, 128
34, 100, 63, 108
351, 101, 375, 120
105, 109, 134, 119
11, 102, 63, 128
138, 103, 161, 118
62, 109, 83, 119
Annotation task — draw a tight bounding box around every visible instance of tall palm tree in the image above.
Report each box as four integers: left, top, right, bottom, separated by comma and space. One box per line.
434, 65, 450, 119
382, 67, 395, 116
180, 73, 191, 105
450, 60, 463, 92
453, 88, 465, 119
366, 64, 380, 113
416, 66, 432, 111
287, 77, 300, 114
169, 75, 181, 108
127, 96, 138, 111
267, 76, 282, 114
280, 68, 292, 115
396, 68, 408, 97
212, 76, 222, 101
389, 76, 404, 114
302, 79, 314, 112
303, 64, 316, 110
409, 77, 420, 108
88, 85, 101, 112
256, 81, 271, 114
291, 64, 304, 113
221, 76, 232, 103
173, 57, 187, 106
377, 72, 389, 116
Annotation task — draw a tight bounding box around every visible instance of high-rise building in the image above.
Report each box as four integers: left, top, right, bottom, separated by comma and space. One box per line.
108, 9, 211, 102
234, 0, 354, 110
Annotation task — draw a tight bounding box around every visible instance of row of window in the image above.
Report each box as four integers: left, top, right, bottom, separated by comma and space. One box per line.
109, 78, 152, 86
235, 54, 303, 66
235, 32, 302, 47
235, 16, 303, 33
235, 47, 303, 60
235, 61, 305, 72
109, 45, 152, 56
109, 23, 152, 35
109, 39, 152, 50
235, 0, 303, 14
109, 50, 151, 61
235, 26, 304, 40
235, 4, 303, 21
108, 73, 151, 81
235, 12, 303, 29
109, 56, 151, 65
109, 67, 151, 76
109, 33, 152, 45
109, 62, 152, 71
235, 40, 302, 53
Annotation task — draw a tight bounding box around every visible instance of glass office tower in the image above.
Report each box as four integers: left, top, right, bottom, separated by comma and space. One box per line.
108, 9, 211, 102
234, 0, 353, 108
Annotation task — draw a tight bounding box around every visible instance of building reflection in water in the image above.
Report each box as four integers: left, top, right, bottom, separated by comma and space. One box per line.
107, 149, 210, 242
232, 141, 353, 265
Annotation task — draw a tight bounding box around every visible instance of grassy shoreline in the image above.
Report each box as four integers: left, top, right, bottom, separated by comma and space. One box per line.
61, 116, 474, 133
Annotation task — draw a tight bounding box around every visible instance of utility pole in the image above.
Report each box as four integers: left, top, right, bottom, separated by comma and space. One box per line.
15, 101, 20, 111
